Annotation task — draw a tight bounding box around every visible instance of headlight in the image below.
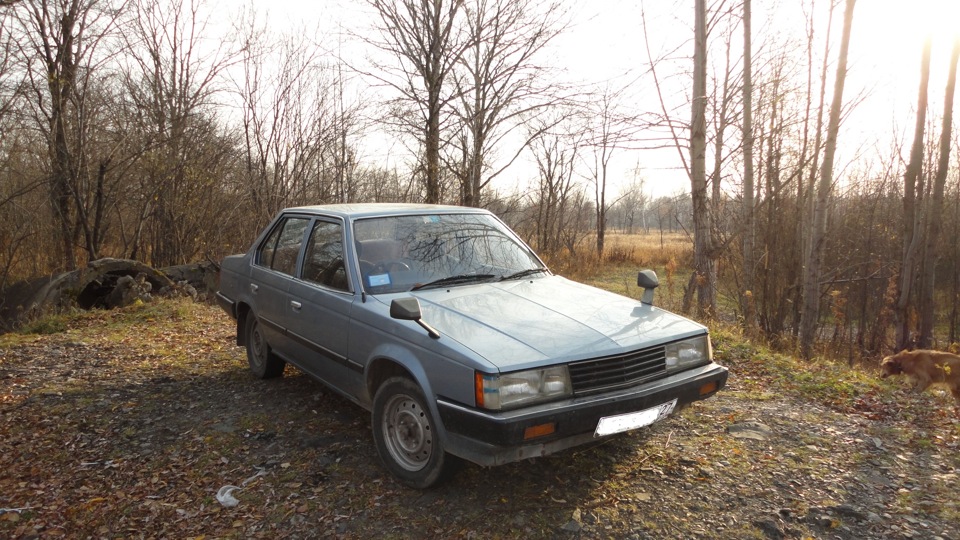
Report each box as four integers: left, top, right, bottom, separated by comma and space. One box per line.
475, 366, 572, 410
664, 335, 711, 371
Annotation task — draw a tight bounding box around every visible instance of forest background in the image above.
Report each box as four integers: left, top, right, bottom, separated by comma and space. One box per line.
1, 0, 959, 362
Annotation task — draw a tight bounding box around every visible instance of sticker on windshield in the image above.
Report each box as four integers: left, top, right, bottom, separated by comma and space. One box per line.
423, 215, 441, 223
368, 274, 391, 286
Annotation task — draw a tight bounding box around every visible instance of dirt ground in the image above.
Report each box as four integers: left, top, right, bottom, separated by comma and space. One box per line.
1, 299, 958, 539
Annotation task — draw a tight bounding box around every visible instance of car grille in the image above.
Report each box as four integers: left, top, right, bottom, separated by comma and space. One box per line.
569, 345, 667, 395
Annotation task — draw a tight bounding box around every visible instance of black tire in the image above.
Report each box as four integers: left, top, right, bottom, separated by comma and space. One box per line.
372, 377, 457, 489
244, 313, 285, 379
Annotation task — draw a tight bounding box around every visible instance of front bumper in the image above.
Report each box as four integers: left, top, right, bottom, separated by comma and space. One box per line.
437, 362, 728, 466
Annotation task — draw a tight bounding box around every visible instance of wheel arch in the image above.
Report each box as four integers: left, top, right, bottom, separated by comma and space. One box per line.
366, 357, 415, 400
364, 353, 449, 442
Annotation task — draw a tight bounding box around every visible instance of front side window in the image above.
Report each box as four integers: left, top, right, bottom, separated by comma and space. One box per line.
256, 217, 309, 276
354, 213, 544, 293
302, 220, 349, 291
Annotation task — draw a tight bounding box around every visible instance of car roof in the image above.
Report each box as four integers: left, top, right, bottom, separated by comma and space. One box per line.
284, 203, 492, 220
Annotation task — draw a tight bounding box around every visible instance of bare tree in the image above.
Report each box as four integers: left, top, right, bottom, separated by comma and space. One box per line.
448, 0, 565, 207
526, 110, 585, 255
234, 13, 361, 226
614, 171, 648, 234
688, 0, 715, 317
740, 0, 756, 329
893, 38, 932, 351
799, 0, 856, 359
583, 84, 642, 258
364, 0, 468, 203
13, 0, 124, 270
122, 0, 241, 266
917, 37, 960, 348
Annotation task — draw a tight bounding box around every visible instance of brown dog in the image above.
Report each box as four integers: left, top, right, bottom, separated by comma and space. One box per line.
880, 349, 960, 403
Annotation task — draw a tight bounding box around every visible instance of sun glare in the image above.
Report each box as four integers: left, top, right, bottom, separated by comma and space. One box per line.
860, 0, 960, 62
846, 0, 960, 120
912, 0, 960, 43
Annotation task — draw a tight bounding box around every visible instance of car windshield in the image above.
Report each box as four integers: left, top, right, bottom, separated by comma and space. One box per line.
354, 213, 545, 294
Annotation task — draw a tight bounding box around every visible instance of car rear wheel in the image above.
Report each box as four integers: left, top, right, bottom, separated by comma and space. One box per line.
372, 377, 456, 489
245, 313, 285, 379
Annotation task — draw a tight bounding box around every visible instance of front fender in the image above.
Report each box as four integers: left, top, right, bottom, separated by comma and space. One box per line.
363, 341, 467, 445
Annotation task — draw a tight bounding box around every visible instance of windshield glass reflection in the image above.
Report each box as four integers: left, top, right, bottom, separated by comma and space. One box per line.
353, 214, 544, 293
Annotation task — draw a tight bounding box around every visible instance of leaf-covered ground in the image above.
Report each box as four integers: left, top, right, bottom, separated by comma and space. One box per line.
1, 299, 958, 539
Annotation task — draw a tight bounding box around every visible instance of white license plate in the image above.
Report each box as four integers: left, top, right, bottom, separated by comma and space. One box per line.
594, 399, 677, 437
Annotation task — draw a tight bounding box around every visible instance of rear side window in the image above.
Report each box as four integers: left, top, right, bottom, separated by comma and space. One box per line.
257, 217, 309, 276
302, 220, 349, 291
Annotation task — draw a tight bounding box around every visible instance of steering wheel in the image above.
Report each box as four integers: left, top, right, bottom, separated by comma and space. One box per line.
373, 259, 411, 273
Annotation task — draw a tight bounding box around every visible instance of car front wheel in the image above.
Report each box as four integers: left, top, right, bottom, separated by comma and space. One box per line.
244, 313, 285, 379
372, 377, 456, 489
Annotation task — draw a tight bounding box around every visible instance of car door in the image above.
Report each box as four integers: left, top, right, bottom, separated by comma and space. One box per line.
249, 215, 310, 359
284, 217, 358, 392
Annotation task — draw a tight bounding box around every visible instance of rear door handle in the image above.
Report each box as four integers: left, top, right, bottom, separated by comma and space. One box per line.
290, 300, 302, 311
249, 283, 259, 293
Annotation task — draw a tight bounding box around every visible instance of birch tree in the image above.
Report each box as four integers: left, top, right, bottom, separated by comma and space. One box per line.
893, 38, 932, 351
741, 0, 756, 329
917, 38, 960, 348
798, 0, 856, 359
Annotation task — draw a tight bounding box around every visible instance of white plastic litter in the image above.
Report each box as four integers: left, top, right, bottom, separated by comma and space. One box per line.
215, 485, 241, 507
215, 467, 268, 508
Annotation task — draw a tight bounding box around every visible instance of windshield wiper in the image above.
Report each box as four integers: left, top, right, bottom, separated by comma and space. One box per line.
499, 268, 548, 281
411, 274, 497, 291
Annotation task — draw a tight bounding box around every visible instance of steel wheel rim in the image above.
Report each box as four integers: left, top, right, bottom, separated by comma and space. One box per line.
250, 321, 266, 369
381, 393, 432, 471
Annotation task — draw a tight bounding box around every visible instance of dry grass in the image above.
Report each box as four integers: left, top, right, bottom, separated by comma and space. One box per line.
541, 231, 692, 312
602, 230, 692, 267
542, 231, 691, 277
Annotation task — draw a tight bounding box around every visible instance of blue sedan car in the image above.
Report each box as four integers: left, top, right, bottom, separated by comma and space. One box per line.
216, 203, 728, 488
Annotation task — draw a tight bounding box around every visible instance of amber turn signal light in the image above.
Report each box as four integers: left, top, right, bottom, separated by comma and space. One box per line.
699, 381, 719, 396
523, 423, 556, 440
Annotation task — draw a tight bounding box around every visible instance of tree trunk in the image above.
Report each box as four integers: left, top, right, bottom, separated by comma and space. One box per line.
894, 37, 933, 351
795, 2, 834, 335
917, 38, 960, 348
799, 0, 856, 359
688, 0, 715, 318
741, 0, 756, 329
41, 3, 81, 271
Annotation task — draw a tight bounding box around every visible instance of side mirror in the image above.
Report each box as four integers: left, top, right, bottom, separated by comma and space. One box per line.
390, 296, 422, 320
637, 269, 659, 305
390, 297, 440, 339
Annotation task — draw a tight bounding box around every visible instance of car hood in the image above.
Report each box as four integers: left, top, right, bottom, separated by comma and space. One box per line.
401, 275, 707, 372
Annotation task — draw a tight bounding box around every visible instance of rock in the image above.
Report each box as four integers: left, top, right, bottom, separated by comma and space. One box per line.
105, 274, 153, 308
726, 421, 773, 440
753, 518, 784, 539
829, 504, 866, 521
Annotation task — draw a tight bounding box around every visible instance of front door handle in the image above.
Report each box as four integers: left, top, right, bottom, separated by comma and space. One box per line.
250, 283, 259, 293
290, 300, 302, 311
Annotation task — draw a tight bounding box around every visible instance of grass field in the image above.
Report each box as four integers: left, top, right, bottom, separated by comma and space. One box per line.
542, 231, 693, 313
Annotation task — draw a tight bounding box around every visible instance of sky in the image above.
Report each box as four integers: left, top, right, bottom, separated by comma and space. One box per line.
247, 0, 960, 201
